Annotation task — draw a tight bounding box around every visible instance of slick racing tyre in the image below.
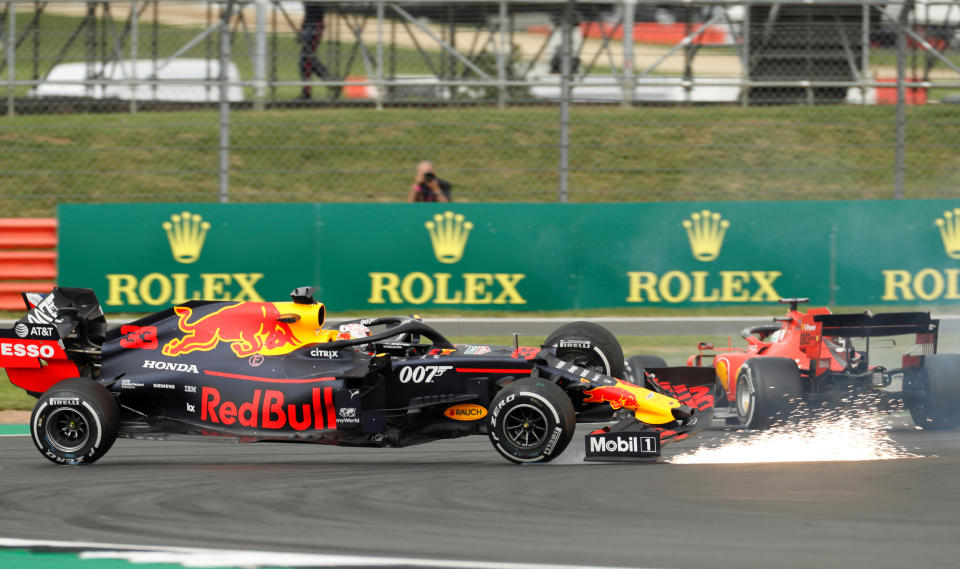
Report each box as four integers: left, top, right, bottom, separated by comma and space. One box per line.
544, 321, 625, 379
31, 378, 120, 466
735, 358, 803, 429
624, 354, 668, 387
909, 354, 960, 430
488, 378, 576, 464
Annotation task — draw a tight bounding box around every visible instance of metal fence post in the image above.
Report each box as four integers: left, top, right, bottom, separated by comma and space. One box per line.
741, 1, 750, 107
497, 0, 508, 110
557, 0, 574, 203
253, 0, 267, 111
6, 1, 14, 117
130, 0, 138, 114
219, 0, 235, 204
376, 0, 385, 110
621, 0, 635, 107
894, 0, 913, 199
860, 3, 869, 106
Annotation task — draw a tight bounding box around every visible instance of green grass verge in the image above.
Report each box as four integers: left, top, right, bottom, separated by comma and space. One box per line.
3, 103, 960, 216
0, 371, 36, 411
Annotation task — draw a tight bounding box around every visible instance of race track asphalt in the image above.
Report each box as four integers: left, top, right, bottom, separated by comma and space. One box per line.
1, 416, 959, 569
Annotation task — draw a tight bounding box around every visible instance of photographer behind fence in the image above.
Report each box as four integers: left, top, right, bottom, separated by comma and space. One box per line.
407, 161, 452, 202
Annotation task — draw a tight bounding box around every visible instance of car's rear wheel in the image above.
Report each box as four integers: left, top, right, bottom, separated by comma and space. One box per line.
909, 354, 960, 430
544, 321, 625, 379
488, 378, 576, 464
735, 358, 803, 429
31, 378, 119, 466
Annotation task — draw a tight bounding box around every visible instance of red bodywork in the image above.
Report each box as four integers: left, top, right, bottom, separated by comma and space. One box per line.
686, 303, 935, 403
2, 339, 79, 394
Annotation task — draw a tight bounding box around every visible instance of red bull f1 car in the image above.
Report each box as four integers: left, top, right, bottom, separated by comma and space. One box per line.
630, 298, 959, 430
1, 287, 714, 465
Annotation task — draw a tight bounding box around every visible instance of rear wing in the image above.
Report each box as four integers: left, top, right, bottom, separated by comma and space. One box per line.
2, 287, 107, 394
813, 312, 938, 339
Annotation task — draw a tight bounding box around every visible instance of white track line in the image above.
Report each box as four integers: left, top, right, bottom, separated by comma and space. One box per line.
0, 538, 657, 569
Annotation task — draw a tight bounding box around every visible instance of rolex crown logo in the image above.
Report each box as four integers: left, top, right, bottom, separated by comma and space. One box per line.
682, 209, 730, 262
425, 211, 473, 264
163, 211, 211, 264
935, 208, 960, 260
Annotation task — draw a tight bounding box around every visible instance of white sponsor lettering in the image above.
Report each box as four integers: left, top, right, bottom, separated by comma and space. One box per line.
120, 379, 144, 389
142, 360, 199, 374
337, 407, 360, 424
186, 403, 196, 412
558, 340, 591, 349
49, 397, 80, 406
0, 342, 56, 359
154, 383, 176, 390
543, 427, 563, 456
398, 365, 453, 384
588, 435, 657, 454
184, 385, 197, 393
310, 348, 340, 358
25, 294, 58, 324
29, 326, 55, 337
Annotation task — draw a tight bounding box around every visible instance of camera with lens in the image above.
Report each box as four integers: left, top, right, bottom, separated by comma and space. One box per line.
424, 172, 436, 182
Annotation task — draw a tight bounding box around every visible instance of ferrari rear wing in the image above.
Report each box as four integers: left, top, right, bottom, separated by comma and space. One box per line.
813, 312, 938, 338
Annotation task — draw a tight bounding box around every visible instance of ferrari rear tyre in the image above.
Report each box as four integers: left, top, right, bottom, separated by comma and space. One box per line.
910, 354, 960, 430
735, 358, 803, 429
31, 378, 119, 466
544, 321, 625, 379
625, 354, 668, 387
488, 378, 576, 464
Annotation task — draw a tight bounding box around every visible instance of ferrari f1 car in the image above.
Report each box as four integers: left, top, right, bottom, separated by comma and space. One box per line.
627, 298, 959, 430
1, 287, 714, 465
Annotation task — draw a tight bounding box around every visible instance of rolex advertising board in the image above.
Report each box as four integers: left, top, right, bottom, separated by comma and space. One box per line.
58, 204, 316, 310
58, 201, 960, 313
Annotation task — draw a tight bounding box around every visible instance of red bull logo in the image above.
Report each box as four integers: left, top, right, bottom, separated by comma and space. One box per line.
201, 386, 336, 430
163, 302, 303, 358
582, 382, 644, 410
583, 378, 686, 426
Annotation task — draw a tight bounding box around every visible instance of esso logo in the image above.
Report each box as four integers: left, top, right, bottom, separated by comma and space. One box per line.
398, 365, 452, 384
0, 342, 55, 358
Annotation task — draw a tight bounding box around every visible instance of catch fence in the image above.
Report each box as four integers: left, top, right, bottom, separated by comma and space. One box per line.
1, 0, 959, 214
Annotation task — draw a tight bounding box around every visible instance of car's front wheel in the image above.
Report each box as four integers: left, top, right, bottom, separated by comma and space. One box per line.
735, 358, 803, 429
488, 378, 576, 464
31, 378, 119, 465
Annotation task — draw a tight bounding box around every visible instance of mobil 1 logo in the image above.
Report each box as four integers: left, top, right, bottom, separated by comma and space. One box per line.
584, 431, 660, 462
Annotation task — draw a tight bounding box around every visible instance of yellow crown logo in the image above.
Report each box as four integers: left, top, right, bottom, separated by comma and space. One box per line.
935, 208, 960, 260
682, 209, 729, 262
162, 211, 211, 264
425, 211, 473, 264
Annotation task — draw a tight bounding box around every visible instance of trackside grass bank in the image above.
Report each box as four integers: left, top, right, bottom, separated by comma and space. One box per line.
3, 104, 960, 216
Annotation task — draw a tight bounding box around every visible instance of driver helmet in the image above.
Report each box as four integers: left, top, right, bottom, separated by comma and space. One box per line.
338, 322, 372, 340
